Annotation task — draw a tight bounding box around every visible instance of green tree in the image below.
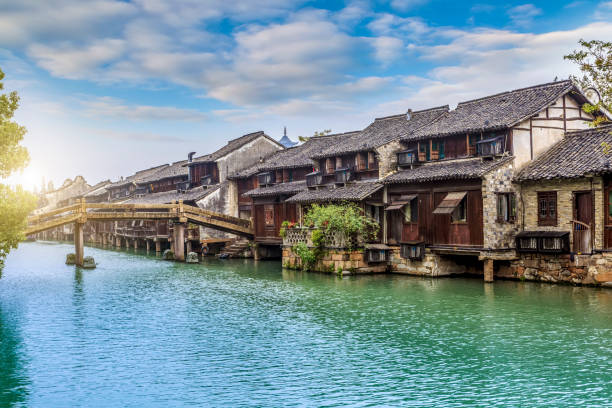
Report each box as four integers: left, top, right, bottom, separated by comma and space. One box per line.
0, 68, 37, 269
298, 129, 332, 143
564, 39, 611, 126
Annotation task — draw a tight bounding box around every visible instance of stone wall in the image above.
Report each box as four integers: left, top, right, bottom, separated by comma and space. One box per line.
376, 140, 402, 180
519, 177, 604, 250
388, 247, 482, 277
282, 246, 386, 274
499, 253, 612, 287
482, 159, 521, 249
216, 136, 283, 182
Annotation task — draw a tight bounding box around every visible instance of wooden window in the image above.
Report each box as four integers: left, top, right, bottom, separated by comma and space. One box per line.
538, 191, 557, 226
496, 193, 516, 223
326, 158, 335, 175
264, 205, 274, 226
404, 198, 418, 223
368, 152, 376, 168
451, 196, 467, 222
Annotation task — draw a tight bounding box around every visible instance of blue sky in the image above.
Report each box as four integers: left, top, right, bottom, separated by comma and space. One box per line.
1, 0, 611, 189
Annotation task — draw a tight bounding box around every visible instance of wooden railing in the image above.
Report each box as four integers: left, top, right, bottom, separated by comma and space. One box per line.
26, 199, 253, 238
571, 220, 592, 254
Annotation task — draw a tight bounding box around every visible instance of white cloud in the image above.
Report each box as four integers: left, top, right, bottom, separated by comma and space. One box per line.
367, 13, 430, 38
374, 21, 612, 113
81, 97, 207, 122
369, 37, 405, 64
27, 39, 126, 79
507, 4, 542, 27
388, 0, 428, 12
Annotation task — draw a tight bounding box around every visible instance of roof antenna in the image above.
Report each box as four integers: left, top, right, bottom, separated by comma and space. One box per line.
284, 126, 287, 137
554, 76, 558, 82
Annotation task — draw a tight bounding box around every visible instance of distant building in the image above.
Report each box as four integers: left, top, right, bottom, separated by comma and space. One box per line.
278, 127, 297, 148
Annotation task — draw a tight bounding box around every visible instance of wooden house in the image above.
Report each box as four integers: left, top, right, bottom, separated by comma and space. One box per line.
106, 164, 169, 201
136, 160, 189, 193
230, 132, 356, 257
382, 80, 601, 279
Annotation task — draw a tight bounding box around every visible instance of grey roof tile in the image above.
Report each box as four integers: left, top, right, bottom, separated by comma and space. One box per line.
244, 180, 307, 198
189, 131, 283, 165
137, 160, 189, 184
123, 185, 218, 204
516, 124, 612, 181
407, 80, 581, 140
384, 157, 513, 184
286, 181, 383, 203
313, 106, 448, 158
229, 131, 358, 179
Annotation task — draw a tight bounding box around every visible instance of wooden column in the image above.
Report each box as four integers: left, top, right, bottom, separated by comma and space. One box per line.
146, 240, 150, 252
186, 240, 192, 254
74, 222, 84, 267
134, 239, 138, 250
155, 240, 161, 254
174, 223, 186, 261
484, 259, 494, 283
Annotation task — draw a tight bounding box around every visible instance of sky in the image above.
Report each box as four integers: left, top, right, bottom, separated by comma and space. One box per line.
1, 0, 611, 190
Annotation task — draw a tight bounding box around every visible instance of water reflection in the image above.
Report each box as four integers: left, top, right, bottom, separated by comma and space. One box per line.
0, 304, 29, 406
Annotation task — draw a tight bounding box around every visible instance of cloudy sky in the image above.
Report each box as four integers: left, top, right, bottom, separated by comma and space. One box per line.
2, 0, 611, 190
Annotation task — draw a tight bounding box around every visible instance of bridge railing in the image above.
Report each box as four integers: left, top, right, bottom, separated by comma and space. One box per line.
26, 199, 253, 237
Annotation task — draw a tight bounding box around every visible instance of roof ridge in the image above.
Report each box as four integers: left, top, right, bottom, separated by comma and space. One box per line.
458, 80, 572, 107
412, 105, 450, 114
374, 113, 405, 121
565, 123, 612, 136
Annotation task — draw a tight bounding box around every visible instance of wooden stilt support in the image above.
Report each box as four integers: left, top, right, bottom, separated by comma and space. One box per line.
155, 240, 161, 254
484, 259, 494, 283
146, 240, 150, 252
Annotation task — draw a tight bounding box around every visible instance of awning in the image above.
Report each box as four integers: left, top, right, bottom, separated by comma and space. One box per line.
385, 194, 417, 211
432, 191, 467, 215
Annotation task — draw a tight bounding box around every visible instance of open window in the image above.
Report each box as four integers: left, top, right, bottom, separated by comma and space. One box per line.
433, 192, 467, 222
496, 193, 516, 223
386, 195, 418, 223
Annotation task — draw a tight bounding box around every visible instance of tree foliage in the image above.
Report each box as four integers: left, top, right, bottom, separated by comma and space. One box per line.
0, 67, 36, 268
298, 129, 332, 143
303, 202, 380, 242
564, 39, 611, 126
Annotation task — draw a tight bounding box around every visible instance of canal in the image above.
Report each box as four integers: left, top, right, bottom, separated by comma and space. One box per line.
0, 242, 611, 407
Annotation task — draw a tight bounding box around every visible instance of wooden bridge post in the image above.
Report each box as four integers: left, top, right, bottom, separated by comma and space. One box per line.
74, 222, 84, 267
174, 223, 186, 261
74, 198, 87, 267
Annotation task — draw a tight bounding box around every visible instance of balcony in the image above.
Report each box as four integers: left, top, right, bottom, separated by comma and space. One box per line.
476, 136, 505, 157
335, 167, 354, 184
397, 150, 418, 167
257, 172, 275, 186
200, 175, 214, 186
306, 171, 323, 188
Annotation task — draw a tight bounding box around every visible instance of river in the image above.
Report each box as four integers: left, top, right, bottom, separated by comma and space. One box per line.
0, 242, 610, 407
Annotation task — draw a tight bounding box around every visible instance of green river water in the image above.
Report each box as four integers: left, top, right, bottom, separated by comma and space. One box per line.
0, 241, 610, 407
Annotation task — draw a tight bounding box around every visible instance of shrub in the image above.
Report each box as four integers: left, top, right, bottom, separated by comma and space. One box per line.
292, 242, 316, 271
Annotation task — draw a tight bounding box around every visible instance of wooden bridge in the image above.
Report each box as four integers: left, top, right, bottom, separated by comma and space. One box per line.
26, 199, 253, 266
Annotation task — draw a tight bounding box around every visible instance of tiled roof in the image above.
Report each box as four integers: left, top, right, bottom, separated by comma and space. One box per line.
137, 160, 188, 184
408, 80, 583, 140
123, 185, 219, 204
108, 164, 169, 189
384, 157, 513, 184
314, 106, 449, 158
286, 181, 383, 203
189, 131, 283, 165
229, 131, 358, 179
515, 124, 612, 181
83, 180, 112, 197
243, 181, 307, 198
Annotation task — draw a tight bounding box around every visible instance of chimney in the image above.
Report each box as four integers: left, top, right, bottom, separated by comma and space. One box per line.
188, 151, 196, 163
284, 126, 287, 137
406, 109, 413, 120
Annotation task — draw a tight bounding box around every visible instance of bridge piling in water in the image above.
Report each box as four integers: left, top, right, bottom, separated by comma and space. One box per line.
74, 222, 84, 267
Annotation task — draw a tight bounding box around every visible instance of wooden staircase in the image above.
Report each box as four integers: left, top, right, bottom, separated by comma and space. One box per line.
218, 239, 252, 258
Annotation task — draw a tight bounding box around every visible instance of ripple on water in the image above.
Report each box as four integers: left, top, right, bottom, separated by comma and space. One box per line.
0, 242, 611, 407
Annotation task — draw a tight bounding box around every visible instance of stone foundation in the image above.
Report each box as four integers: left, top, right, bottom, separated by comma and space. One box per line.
282, 247, 387, 274
500, 253, 612, 286
388, 247, 481, 277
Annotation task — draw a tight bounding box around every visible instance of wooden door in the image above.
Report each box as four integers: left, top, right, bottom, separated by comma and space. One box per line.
606, 180, 612, 248
573, 192, 593, 253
